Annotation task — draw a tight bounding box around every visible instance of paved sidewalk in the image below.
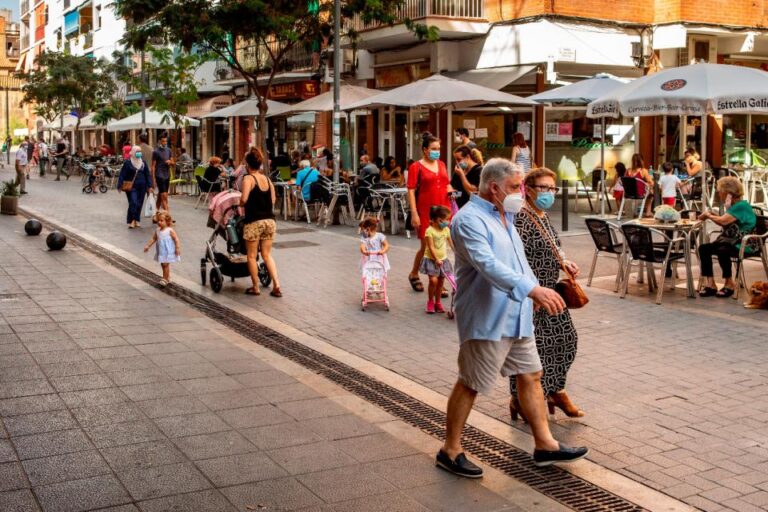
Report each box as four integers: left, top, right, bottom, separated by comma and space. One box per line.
0, 213, 544, 512
8, 171, 768, 512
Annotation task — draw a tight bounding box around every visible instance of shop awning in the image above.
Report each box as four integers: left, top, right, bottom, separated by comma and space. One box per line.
64, 11, 80, 36
445, 65, 537, 91
186, 95, 232, 118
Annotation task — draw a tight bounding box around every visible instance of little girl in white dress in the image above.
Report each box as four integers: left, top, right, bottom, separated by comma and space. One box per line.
359, 217, 390, 271
144, 211, 181, 287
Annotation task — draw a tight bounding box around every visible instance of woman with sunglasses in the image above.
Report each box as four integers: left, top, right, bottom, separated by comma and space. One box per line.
508, 168, 584, 422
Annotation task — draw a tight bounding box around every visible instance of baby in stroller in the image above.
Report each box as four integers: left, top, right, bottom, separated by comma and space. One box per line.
359, 217, 390, 311
202, 190, 270, 293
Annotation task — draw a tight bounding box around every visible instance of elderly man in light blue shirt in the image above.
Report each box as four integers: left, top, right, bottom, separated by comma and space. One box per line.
436, 158, 588, 479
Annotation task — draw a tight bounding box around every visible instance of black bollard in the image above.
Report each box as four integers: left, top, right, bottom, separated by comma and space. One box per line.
561, 179, 569, 232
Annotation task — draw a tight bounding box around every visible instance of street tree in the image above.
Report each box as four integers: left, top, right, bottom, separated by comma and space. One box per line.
113, 46, 207, 153
17, 51, 119, 149
114, 0, 436, 164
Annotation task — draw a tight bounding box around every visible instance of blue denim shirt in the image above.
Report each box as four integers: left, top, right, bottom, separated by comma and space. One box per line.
451, 194, 538, 343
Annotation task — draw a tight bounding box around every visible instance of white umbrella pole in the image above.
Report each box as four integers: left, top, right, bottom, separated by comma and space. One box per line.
600, 117, 606, 218
701, 115, 708, 210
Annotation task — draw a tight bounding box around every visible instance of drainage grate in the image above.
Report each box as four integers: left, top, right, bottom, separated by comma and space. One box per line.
272, 240, 320, 249
279, 227, 316, 235
25, 211, 644, 512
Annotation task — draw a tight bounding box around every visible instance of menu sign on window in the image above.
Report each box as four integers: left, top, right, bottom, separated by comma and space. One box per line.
545, 122, 573, 141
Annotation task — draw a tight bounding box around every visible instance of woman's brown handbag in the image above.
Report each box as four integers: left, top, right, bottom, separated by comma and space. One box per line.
121, 164, 140, 192
522, 209, 589, 309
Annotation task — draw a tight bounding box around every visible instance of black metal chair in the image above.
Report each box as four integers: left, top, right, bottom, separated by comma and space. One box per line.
620, 224, 687, 304
584, 218, 625, 291
617, 177, 649, 220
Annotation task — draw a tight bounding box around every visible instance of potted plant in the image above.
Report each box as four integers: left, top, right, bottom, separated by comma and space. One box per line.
1, 180, 19, 215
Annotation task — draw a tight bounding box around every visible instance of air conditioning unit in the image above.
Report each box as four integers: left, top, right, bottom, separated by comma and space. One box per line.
631, 42, 642, 60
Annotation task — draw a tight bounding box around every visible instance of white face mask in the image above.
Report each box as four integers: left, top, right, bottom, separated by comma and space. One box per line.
503, 193, 524, 214
492, 182, 524, 214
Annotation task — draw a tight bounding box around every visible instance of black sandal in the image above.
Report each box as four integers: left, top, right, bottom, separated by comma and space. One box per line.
699, 287, 717, 297
409, 275, 424, 292
716, 287, 734, 298
244, 287, 260, 296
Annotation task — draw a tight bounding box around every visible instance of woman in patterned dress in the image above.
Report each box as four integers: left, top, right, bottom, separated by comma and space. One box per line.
509, 168, 584, 420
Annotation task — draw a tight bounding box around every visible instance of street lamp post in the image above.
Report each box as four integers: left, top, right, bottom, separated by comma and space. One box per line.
332, 0, 341, 184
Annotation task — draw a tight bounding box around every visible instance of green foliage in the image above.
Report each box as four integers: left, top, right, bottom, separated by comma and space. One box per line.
1, 180, 19, 197
16, 51, 118, 131
114, 0, 437, 158
115, 0, 435, 97
113, 46, 207, 145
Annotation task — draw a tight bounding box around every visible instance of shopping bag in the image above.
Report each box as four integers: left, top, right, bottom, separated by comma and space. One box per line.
143, 193, 157, 218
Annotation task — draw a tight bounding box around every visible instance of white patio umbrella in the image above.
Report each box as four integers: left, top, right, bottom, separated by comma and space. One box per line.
43, 114, 78, 130
345, 74, 536, 169
202, 98, 292, 119
345, 73, 536, 110
107, 110, 200, 132
588, 63, 768, 208
288, 85, 381, 113
77, 113, 100, 130
531, 74, 628, 217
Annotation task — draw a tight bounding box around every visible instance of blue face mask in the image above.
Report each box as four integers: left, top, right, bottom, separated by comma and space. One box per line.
428, 150, 440, 161
534, 192, 555, 210
438, 221, 449, 229
135, 152, 142, 159
458, 161, 468, 169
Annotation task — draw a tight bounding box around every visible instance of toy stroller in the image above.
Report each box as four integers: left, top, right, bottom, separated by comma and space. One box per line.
443, 268, 457, 320
361, 255, 389, 311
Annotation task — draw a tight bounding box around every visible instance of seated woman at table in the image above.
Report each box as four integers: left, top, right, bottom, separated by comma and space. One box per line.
295, 160, 321, 202
698, 176, 756, 298
380, 156, 404, 185
201, 156, 227, 193
627, 153, 654, 217
683, 148, 702, 177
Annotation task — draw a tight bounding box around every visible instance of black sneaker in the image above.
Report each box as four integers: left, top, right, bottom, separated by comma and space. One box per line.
533, 444, 589, 467
435, 450, 483, 478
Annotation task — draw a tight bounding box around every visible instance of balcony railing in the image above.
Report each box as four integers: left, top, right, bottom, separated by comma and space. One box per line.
351, 0, 485, 31
21, 34, 30, 51
237, 39, 315, 74
83, 32, 93, 50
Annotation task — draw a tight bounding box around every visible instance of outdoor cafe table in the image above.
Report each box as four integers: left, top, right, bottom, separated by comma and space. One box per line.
273, 182, 296, 221
373, 187, 409, 235
625, 218, 704, 298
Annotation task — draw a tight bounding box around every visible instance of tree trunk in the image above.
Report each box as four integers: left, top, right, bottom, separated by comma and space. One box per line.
257, 98, 270, 173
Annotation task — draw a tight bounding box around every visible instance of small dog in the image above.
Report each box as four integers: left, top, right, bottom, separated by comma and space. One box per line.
744, 281, 768, 309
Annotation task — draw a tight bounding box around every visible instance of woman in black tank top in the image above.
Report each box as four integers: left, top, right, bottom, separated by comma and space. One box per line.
240, 150, 282, 297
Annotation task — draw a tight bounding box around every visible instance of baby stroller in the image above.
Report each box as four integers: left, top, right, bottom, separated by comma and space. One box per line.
201, 190, 270, 293
361, 255, 389, 311
443, 268, 457, 320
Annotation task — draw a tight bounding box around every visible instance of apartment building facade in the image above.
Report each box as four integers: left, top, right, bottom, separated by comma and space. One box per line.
0, 9, 23, 140
338, 0, 768, 172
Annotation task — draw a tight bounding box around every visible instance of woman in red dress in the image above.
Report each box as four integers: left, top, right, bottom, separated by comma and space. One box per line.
407, 132, 453, 292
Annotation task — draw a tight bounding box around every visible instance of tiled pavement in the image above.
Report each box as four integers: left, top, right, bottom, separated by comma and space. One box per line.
0, 212, 539, 512
7, 170, 768, 511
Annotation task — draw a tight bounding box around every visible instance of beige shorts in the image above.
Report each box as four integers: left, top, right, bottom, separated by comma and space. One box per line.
243, 219, 277, 242
458, 337, 542, 394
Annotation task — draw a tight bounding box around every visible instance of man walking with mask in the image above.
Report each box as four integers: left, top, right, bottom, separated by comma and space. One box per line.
15, 141, 28, 194
436, 158, 587, 478
151, 134, 174, 213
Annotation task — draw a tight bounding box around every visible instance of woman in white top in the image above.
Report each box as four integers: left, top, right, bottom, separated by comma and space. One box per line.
511, 132, 532, 173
